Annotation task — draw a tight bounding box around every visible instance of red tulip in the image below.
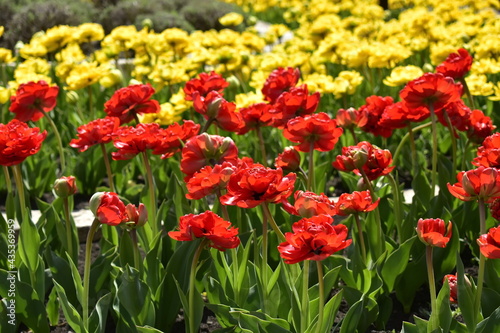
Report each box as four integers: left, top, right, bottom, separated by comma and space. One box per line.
467, 109, 495, 144
335, 190, 380, 216
152, 120, 200, 159
477, 226, 500, 259
9, 80, 59, 122
112, 123, 163, 160
70, 117, 120, 152
183, 71, 229, 101
443, 274, 458, 303
262, 67, 300, 104
220, 166, 296, 208
278, 215, 351, 264
267, 85, 320, 128
193, 91, 242, 132
473, 132, 500, 168
89, 192, 128, 226
185, 162, 235, 200
281, 190, 336, 218
53, 176, 77, 198
104, 84, 160, 124
237, 102, 273, 134
416, 218, 452, 248
168, 211, 240, 251
436, 48, 473, 80
400, 73, 462, 113
283, 112, 343, 152
0, 119, 47, 166
447, 166, 500, 203
275, 146, 301, 172
358, 95, 394, 137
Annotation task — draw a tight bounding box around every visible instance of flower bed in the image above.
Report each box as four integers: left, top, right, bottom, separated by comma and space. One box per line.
1, 1, 500, 332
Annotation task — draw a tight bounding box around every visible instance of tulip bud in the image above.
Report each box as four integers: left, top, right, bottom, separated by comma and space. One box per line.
206, 97, 224, 118
352, 148, 368, 169
53, 176, 77, 198
125, 203, 148, 228
226, 75, 240, 89
275, 146, 301, 171
422, 63, 434, 73
89, 192, 105, 216
65, 90, 79, 104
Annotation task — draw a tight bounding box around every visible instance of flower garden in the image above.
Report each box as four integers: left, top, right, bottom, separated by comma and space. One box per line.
1, 0, 500, 332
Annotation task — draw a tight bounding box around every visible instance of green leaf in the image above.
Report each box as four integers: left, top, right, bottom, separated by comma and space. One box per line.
46, 286, 60, 326
436, 279, 452, 333
401, 321, 419, 333
136, 326, 164, 333
381, 236, 416, 292
230, 309, 291, 332
305, 289, 343, 333
480, 287, 500, 318
18, 216, 40, 279
88, 293, 112, 333
339, 298, 364, 333
174, 277, 204, 333
117, 266, 149, 319
53, 280, 84, 333
456, 254, 476, 331
119, 230, 136, 269
475, 307, 500, 333
67, 252, 84, 306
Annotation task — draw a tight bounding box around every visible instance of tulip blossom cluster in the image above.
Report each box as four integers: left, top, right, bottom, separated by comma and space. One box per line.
9, 80, 59, 122
90, 191, 147, 228
0, 119, 47, 166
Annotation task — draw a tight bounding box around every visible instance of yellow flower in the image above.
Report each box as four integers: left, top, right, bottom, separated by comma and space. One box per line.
55, 43, 86, 63
430, 43, 460, 65
235, 91, 265, 109
330, 70, 363, 99
140, 102, 182, 125
471, 59, 500, 75
14, 59, 51, 82
19, 42, 48, 59
465, 74, 494, 97
41, 25, 76, 53
383, 65, 424, 87
0, 48, 14, 64
76, 23, 105, 44
149, 60, 189, 89
488, 83, 500, 101
368, 42, 412, 68
66, 62, 109, 90
219, 12, 244, 26
0, 26, 4, 38
301, 73, 336, 94
99, 68, 123, 88
0, 86, 11, 104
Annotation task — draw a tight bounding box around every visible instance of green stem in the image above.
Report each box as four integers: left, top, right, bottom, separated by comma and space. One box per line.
443, 112, 457, 179
316, 261, 325, 333
393, 122, 432, 166
426, 245, 439, 331
429, 103, 438, 198
460, 78, 475, 110
100, 144, 115, 193
3, 165, 12, 193
256, 126, 268, 167
358, 169, 383, 260
63, 197, 74, 261
354, 214, 367, 265
88, 85, 93, 121
188, 239, 206, 333
349, 127, 358, 144
44, 113, 66, 174
130, 229, 142, 272
201, 117, 215, 133
475, 198, 486, 322
12, 164, 27, 224
307, 143, 315, 191
261, 202, 286, 243
142, 151, 157, 236
260, 210, 269, 312
83, 218, 100, 332
407, 124, 418, 176
386, 173, 403, 242
300, 260, 310, 333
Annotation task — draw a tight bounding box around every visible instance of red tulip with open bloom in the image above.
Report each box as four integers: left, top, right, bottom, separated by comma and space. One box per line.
477, 226, 500, 259
237, 103, 273, 135
434, 100, 471, 135
104, 84, 160, 124
193, 91, 242, 132
283, 112, 343, 152
378, 101, 429, 130
358, 95, 394, 137
111, 123, 163, 160
262, 67, 300, 103
267, 85, 320, 128
89, 192, 128, 226
152, 120, 200, 159
416, 218, 453, 248
281, 190, 336, 218
180, 133, 239, 180
400, 73, 463, 113
443, 274, 458, 303
447, 166, 500, 203
332, 141, 395, 181
70, 117, 120, 152
467, 109, 495, 144
220, 166, 296, 208
473, 133, 500, 168
185, 162, 236, 200
0, 119, 47, 166
275, 146, 301, 172
183, 71, 229, 101
336, 107, 367, 130
278, 215, 351, 264
335, 190, 380, 216
436, 48, 473, 80
9, 80, 59, 122
168, 211, 240, 251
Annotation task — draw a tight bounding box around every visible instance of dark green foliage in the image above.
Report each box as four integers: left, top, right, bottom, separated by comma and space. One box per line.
180, 0, 243, 31
135, 12, 195, 33
0, 0, 95, 49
